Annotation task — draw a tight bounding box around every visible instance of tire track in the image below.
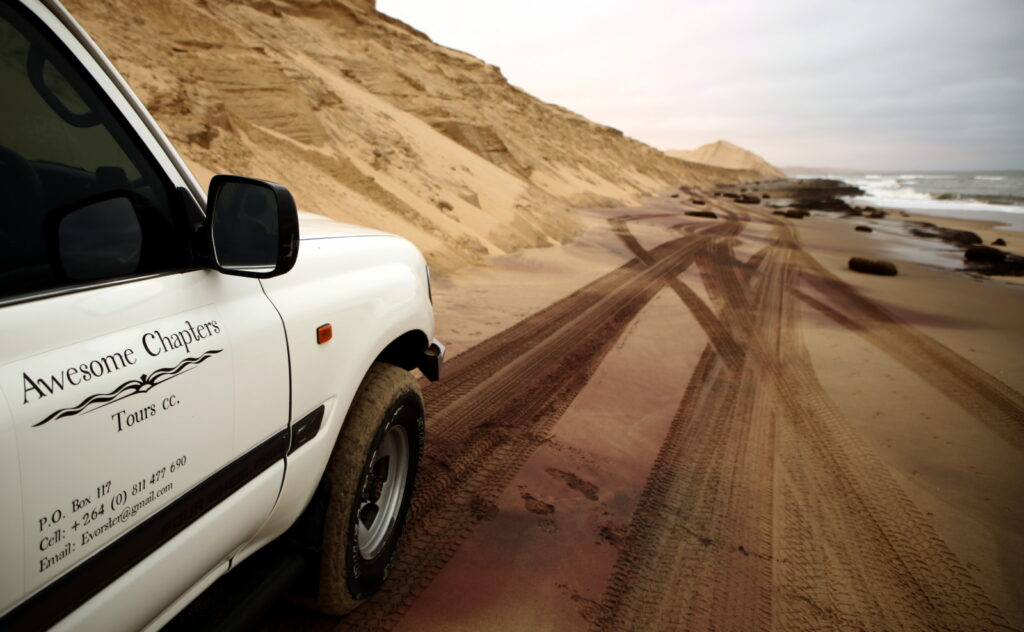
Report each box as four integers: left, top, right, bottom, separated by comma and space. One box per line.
594, 207, 1011, 631
739, 213, 1024, 452
596, 208, 781, 631
425, 227, 727, 413
330, 217, 720, 631
612, 215, 746, 370
766, 221, 1003, 630
796, 255, 1024, 452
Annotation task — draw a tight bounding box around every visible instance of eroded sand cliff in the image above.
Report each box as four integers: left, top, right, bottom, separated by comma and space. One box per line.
65, 0, 760, 269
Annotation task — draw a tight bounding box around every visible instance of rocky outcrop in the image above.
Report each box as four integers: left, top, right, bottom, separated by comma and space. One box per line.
964, 245, 1005, 263
718, 178, 863, 214
908, 222, 982, 248
963, 245, 1024, 276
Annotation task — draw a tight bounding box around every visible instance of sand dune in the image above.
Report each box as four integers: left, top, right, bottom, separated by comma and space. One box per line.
669, 140, 785, 179
64, 0, 759, 270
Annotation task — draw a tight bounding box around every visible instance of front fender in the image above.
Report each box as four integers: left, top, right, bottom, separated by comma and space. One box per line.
260, 233, 434, 425
236, 233, 435, 558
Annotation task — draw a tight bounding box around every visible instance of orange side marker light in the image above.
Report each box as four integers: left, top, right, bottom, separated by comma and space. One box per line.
317, 324, 333, 344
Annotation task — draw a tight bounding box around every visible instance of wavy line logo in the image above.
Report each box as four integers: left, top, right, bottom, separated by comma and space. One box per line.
32, 350, 223, 427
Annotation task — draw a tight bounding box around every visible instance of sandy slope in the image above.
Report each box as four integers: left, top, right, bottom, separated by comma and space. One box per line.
63, 0, 760, 270
669, 140, 786, 180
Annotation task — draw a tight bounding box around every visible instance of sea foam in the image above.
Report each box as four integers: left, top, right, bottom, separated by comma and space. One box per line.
798, 172, 1024, 217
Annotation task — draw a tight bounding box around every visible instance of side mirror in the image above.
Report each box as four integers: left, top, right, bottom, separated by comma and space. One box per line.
55, 195, 142, 281
207, 175, 299, 278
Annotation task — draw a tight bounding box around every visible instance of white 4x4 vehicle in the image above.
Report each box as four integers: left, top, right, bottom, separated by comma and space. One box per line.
0, 1, 443, 629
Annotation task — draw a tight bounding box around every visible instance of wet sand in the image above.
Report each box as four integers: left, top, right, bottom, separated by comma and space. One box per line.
262, 187, 1024, 632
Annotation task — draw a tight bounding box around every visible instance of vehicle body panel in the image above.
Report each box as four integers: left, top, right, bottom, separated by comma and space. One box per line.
296, 210, 390, 240
0, 0, 438, 628
53, 465, 283, 632
245, 234, 433, 555
0, 270, 289, 624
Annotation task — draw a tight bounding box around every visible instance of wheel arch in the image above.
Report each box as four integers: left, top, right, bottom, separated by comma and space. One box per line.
374, 329, 429, 373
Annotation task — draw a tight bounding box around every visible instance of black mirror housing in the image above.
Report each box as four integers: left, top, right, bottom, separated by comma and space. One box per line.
206, 175, 299, 279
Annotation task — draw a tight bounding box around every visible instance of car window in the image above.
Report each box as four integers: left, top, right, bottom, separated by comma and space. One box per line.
0, 4, 192, 302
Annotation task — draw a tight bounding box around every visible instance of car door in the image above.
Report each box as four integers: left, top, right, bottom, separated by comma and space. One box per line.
0, 2, 289, 628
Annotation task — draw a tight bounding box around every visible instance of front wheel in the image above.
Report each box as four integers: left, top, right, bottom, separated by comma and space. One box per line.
316, 363, 424, 615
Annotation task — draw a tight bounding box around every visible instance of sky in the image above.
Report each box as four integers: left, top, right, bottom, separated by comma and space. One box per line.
376, 0, 1024, 171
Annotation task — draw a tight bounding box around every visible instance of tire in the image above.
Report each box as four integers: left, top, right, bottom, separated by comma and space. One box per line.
315, 362, 424, 615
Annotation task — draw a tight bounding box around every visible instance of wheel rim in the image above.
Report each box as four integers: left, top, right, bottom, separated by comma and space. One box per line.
357, 423, 410, 560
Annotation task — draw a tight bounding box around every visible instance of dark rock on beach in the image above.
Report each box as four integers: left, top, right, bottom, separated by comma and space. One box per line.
791, 196, 852, 212
782, 179, 862, 212
855, 225, 873, 232
844, 207, 887, 218
963, 251, 1024, 276
993, 238, 1007, 246
908, 222, 982, 247
686, 210, 718, 219
849, 257, 898, 276
961, 244, 1024, 276
718, 178, 863, 214
964, 245, 1005, 263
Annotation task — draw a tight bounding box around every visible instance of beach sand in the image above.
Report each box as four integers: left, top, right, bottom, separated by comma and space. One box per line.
262, 187, 1024, 632
789, 209, 1024, 625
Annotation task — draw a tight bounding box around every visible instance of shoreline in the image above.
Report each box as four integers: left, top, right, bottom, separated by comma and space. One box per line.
728, 177, 1024, 280
787, 170, 1024, 227
879, 205, 1024, 236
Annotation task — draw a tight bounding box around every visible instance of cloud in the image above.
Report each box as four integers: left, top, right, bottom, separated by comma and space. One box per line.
378, 0, 1024, 169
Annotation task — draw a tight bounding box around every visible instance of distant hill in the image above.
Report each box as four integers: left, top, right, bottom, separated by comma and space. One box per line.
668, 141, 785, 180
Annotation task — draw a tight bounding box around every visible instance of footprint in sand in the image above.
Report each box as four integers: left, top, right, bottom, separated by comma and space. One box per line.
544, 467, 599, 501
520, 491, 555, 515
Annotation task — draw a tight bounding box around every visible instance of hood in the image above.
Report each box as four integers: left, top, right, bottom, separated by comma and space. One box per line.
297, 210, 391, 240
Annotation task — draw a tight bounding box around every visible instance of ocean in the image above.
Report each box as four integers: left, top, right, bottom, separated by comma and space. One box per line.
793, 171, 1024, 228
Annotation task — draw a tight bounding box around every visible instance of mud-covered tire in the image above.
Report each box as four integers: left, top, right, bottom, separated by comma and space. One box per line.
315, 362, 424, 615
